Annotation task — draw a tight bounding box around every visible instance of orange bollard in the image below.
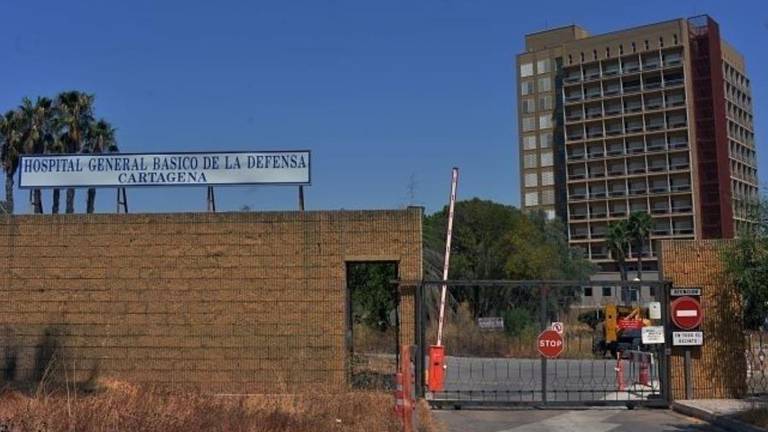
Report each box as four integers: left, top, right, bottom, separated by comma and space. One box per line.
638, 354, 650, 386
401, 345, 414, 432
428, 345, 446, 392
393, 372, 404, 417
615, 352, 625, 391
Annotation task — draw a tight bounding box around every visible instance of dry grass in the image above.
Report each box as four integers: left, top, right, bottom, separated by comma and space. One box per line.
0, 379, 446, 432
426, 304, 598, 359
415, 399, 445, 432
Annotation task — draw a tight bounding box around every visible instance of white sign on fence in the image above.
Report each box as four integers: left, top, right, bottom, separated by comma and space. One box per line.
551, 322, 564, 334
672, 331, 703, 346
671, 288, 702, 296
647, 302, 661, 320
18, 151, 311, 188
477, 317, 504, 331
641, 326, 665, 344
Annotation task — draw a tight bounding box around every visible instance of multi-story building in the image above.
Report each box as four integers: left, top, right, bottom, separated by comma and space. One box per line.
517, 16, 758, 283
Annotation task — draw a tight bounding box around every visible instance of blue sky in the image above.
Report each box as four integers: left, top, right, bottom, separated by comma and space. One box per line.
2, 0, 767, 214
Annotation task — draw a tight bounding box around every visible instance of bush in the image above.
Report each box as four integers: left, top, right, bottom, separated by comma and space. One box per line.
502, 307, 534, 337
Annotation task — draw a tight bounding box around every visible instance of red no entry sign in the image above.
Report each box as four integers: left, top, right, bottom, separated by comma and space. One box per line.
671, 296, 703, 330
537, 329, 564, 358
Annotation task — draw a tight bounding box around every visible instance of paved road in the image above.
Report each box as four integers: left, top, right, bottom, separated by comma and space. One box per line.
434, 408, 725, 432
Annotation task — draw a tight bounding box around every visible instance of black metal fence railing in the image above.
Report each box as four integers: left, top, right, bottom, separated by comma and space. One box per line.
412, 280, 670, 407
747, 332, 768, 396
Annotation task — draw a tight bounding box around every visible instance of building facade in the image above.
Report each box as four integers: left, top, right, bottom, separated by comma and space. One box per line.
517, 16, 758, 280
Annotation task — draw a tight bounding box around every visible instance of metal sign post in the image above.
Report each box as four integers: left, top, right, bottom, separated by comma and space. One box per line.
116, 187, 129, 213
436, 167, 459, 346
207, 186, 216, 213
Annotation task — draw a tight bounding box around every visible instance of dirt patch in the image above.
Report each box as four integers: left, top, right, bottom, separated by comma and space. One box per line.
739, 407, 768, 429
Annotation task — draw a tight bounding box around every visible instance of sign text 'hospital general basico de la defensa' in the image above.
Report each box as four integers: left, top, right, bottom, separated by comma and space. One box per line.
18, 151, 311, 188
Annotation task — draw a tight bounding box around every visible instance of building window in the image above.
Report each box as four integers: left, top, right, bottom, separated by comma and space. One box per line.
538, 77, 551, 92
602, 286, 612, 297
631, 42, 636, 52
522, 116, 536, 132
525, 192, 539, 206
520, 62, 534, 77
540, 151, 553, 166
522, 98, 535, 114
545, 209, 556, 220
541, 188, 555, 205
593, 49, 597, 60
580, 52, 585, 62
523, 134, 537, 150
541, 169, 554, 185
538, 94, 553, 111
539, 114, 552, 129
537, 58, 551, 74
524, 152, 537, 168
659, 37, 664, 48
673, 34, 678, 45
521, 80, 534, 96
583, 286, 593, 297
568, 54, 573, 64
539, 131, 553, 149
525, 172, 538, 187
644, 40, 649, 50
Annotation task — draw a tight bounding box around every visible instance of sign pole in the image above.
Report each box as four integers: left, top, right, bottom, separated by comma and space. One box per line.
116, 187, 129, 213
298, 186, 305, 211
436, 167, 459, 347
207, 186, 216, 213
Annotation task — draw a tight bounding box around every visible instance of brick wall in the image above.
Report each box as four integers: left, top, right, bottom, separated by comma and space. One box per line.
0, 209, 422, 393
660, 239, 746, 399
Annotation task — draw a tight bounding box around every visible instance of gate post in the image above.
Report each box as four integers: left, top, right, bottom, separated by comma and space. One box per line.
661, 280, 672, 404
540, 285, 548, 404
414, 283, 425, 398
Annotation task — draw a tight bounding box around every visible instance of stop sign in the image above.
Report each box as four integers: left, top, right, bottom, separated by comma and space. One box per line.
537, 329, 564, 358
671, 296, 703, 330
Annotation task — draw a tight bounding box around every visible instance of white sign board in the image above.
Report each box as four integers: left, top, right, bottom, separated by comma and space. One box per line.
551, 322, 564, 334
647, 301, 661, 320
19, 151, 311, 188
477, 317, 504, 331
671, 288, 701, 296
641, 326, 665, 344
673, 331, 703, 346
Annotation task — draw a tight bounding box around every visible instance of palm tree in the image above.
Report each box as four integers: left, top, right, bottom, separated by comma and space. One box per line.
606, 219, 631, 281
628, 211, 653, 280
46, 114, 66, 214
18, 97, 55, 214
55, 91, 94, 213
0, 110, 23, 214
83, 119, 117, 213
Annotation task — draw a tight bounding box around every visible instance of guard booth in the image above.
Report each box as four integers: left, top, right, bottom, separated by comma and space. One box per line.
406, 279, 672, 408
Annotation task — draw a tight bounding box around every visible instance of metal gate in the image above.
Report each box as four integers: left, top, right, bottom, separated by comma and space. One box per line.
412, 280, 670, 407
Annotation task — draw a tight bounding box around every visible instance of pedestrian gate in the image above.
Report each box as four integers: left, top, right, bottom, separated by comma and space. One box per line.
410, 280, 671, 408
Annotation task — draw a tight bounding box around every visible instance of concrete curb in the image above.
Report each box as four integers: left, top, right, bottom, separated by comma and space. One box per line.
671, 401, 767, 432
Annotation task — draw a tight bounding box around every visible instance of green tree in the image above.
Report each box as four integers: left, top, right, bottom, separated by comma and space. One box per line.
18, 97, 56, 214
0, 110, 23, 214
627, 211, 653, 280
423, 199, 595, 319
348, 262, 398, 331
83, 119, 118, 213
55, 91, 95, 213
723, 199, 768, 329
606, 219, 631, 281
